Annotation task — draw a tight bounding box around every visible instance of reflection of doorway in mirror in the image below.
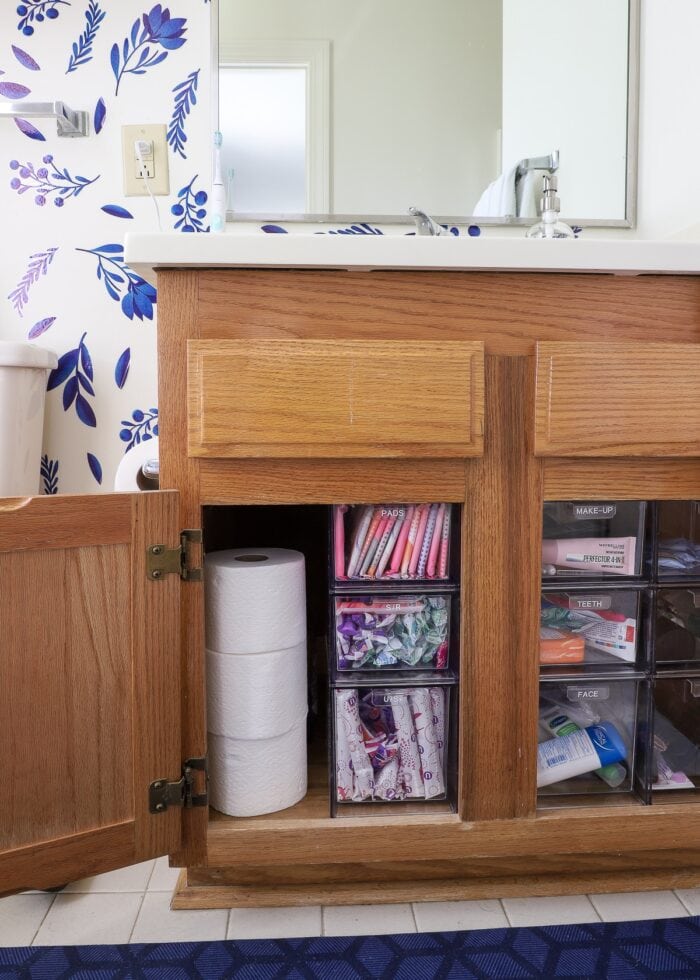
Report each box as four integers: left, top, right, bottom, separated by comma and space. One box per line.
219, 40, 330, 214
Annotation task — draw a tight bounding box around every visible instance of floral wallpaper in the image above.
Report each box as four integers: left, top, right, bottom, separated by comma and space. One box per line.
0, 1, 212, 494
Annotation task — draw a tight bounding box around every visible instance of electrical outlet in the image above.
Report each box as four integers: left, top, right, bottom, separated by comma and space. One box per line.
121, 124, 169, 196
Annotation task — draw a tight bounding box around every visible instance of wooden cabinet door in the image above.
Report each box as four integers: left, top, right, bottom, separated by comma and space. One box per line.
0, 491, 187, 895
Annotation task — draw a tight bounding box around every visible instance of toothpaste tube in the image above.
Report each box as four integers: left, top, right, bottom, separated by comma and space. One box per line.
542, 597, 637, 662
539, 626, 585, 664
542, 536, 637, 576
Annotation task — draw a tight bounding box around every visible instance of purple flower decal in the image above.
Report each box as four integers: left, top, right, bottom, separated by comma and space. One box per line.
171, 174, 208, 232
9, 154, 99, 206
111, 5, 187, 95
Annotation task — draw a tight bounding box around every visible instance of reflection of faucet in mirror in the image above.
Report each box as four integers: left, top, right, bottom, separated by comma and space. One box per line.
408, 207, 450, 237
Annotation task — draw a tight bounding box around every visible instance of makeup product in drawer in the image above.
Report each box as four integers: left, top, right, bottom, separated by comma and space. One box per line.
540, 590, 642, 666
333, 593, 453, 671
657, 501, 700, 579
333, 504, 457, 583
334, 686, 450, 803
537, 678, 641, 801
542, 501, 646, 579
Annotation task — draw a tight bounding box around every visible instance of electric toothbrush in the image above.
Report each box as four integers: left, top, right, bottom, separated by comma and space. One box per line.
211, 131, 226, 233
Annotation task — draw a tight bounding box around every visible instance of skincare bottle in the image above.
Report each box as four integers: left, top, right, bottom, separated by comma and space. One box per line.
541, 708, 626, 788
537, 720, 626, 788
210, 131, 226, 234
526, 175, 575, 239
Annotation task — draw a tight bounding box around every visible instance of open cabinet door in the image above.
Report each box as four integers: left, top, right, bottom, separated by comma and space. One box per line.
0, 490, 193, 896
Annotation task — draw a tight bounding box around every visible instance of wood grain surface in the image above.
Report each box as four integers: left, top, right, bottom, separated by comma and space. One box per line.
188, 339, 484, 459
535, 342, 700, 456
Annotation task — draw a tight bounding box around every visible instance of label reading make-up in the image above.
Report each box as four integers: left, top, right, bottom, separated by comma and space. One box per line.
566, 685, 610, 702
572, 504, 617, 520
568, 595, 612, 611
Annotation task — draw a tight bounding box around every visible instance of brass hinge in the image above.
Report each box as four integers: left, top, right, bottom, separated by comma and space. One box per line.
147, 528, 202, 582
149, 756, 208, 813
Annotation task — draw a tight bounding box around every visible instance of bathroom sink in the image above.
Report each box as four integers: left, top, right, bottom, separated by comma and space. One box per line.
124, 232, 700, 282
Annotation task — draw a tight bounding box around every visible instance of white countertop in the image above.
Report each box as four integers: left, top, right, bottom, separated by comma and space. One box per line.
124, 233, 700, 281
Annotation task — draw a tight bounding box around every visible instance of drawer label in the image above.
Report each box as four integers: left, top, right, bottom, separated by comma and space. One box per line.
568, 595, 612, 610
566, 685, 610, 702
572, 504, 617, 520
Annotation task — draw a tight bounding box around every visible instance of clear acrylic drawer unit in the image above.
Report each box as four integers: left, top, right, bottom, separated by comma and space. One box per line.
540, 588, 648, 671
542, 501, 646, 581
332, 504, 459, 585
332, 593, 456, 673
655, 589, 700, 667
650, 675, 700, 800
538, 677, 646, 805
332, 685, 453, 810
657, 501, 700, 581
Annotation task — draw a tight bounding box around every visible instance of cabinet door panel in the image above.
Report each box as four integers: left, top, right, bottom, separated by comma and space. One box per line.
535, 342, 700, 457
187, 339, 484, 458
0, 492, 183, 895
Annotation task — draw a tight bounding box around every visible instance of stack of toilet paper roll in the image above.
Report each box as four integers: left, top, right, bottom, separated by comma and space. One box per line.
205, 547, 308, 817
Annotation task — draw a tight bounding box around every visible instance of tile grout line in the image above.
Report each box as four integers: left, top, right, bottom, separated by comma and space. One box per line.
673, 890, 694, 916
320, 906, 328, 936
500, 898, 514, 927
29, 893, 57, 946
144, 860, 158, 891
127, 888, 148, 944
584, 896, 603, 921
225, 907, 232, 940
409, 903, 419, 933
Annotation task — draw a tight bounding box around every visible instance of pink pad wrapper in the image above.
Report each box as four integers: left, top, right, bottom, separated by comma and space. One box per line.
437, 505, 451, 579
390, 505, 414, 573
401, 506, 423, 577
408, 506, 430, 577
334, 505, 348, 580
336, 689, 374, 800
391, 692, 424, 798
430, 687, 446, 770
409, 688, 445, 799
417, 504, 439, 578
427, 504, 445, 578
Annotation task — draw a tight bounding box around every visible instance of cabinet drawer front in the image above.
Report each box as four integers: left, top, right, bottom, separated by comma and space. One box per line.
535, 342, 700, 457
188, 340, 484, 458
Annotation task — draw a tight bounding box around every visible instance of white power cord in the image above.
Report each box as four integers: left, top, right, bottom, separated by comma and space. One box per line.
134, 139, 163, 232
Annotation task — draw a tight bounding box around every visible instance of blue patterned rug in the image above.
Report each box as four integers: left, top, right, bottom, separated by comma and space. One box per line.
2, 916, 700, 978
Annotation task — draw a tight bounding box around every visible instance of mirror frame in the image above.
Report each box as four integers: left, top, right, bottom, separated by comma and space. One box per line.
212, 0, 640, 229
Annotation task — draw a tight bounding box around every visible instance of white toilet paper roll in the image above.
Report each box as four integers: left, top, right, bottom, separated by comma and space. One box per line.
208, 718, 308, 817
205, 548, 306, 655
206, 644, 307, 740
113, 437, 159, 491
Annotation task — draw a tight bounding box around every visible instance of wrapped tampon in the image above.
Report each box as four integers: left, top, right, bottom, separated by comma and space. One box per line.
390, 692, 424, 798
336, 689, 374, 800
410, 688, 445, 799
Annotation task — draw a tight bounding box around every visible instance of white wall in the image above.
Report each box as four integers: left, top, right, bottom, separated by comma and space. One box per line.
502, 0, 629, 221
220, 0, 502, 215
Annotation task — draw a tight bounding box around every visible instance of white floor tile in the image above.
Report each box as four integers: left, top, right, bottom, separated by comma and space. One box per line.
675, 888, 700, 915
130, 892, 229, 943
147, 856, 182, 892
502, 895, 600, 928
0, 894, 54, 946
33, 893, 142, 946
62, 860, 155, 893
589, 890, 688, 922
413, 900, 509, 932
228, 906, 322, 940
323, 903, 416, 937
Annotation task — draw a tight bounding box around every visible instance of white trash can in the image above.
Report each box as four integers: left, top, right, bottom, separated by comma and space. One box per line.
0, 341, 58, 496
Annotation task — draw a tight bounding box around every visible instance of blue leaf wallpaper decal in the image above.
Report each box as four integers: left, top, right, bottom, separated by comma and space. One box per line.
101, 204, 134, 219
40, 455, 59, 494
167, 68, 199, 158
120, 407, 158, 451
171, 174, 208, 231
11, 45, 41, 70
9, 154, 99, 207
47, 332, 97, 427
323, 223, 384, 236
94, 96, 106, 133
14, 117, 46, 141
17, 1, 71, 37
87, 452, 102, 484
77, 243, 157, 320
28, 315, 56, 339
111, 5, 188, 95
67, 0, 106, 74
261, 224, 289, 234
8, 247, 58, 316
115, 348, 131, 388
0, 81, 32, 99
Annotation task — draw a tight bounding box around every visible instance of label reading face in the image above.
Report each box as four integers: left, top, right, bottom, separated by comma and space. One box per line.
572, 503, 617, 520
568, 594, 612, 610
566, 685, 610, 702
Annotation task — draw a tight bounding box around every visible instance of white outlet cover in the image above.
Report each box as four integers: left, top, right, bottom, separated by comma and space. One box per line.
121, 124, 169, 196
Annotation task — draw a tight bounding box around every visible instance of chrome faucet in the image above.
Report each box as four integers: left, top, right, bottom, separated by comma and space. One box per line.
408, 206, 449, 236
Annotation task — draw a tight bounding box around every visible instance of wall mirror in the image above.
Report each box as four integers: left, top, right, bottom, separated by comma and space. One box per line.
217, 0, 639, 227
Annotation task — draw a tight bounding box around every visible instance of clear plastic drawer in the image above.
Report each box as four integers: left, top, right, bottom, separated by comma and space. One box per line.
540, 589, 646, 669
657, 502, 700, 580
542, 501, 646, 581
650, 675, 700, 799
